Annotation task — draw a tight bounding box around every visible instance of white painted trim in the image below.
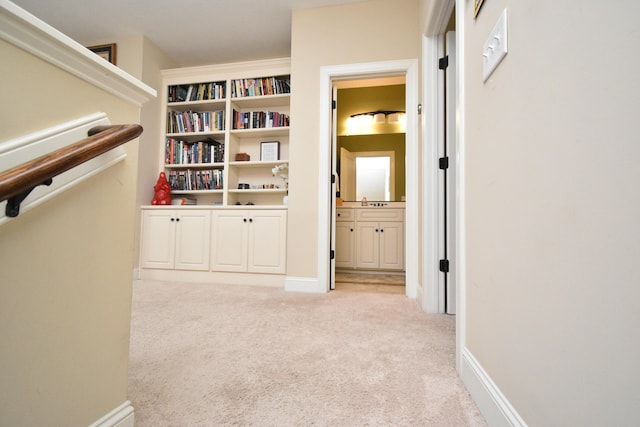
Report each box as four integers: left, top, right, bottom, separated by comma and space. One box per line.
421, 34, 444, 314
422, 0, 456, 37
318, 59, 419, 297
284, 276, 326, 293
161, 57, 291, 84
455, 0, 466, 375
139, 268, 285, 287
0, 113, 126, 225
89, 400, 134, 427
0, 0, 156, 106
461, 349, 527, 427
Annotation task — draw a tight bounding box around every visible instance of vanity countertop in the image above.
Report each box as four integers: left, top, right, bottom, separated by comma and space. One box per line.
337, 201, 406, 208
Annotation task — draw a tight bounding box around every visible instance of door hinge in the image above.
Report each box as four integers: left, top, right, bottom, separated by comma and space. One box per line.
331, 174, 336, 184
439, 259, 450, 273
439, 56, 449, 70
330, 250, 335, 260
417, 104, 423, 115
439, 156, 449, 170
332, 100, 337, 109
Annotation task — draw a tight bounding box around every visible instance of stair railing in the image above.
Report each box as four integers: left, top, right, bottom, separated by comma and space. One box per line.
0, 124, 143, 217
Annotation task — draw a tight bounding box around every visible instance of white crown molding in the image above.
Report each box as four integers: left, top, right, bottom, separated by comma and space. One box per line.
161, 57, 291, 84
0, 0, 156, 107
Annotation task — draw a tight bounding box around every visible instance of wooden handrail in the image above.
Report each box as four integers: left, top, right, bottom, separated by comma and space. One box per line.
0, 124, 143, 217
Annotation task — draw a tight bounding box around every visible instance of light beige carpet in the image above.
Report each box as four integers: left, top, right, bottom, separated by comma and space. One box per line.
128, 280, 486, 426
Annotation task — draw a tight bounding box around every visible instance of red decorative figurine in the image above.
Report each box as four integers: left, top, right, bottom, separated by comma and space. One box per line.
151, 172, 172, 205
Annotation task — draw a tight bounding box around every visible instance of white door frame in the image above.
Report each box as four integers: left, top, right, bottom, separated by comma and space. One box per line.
422, 0, 465, 372
422, 32, 445, 315
318, 59, 419, 297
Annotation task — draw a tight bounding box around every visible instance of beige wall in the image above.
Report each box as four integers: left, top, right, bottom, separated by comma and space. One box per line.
289, 0, 420, 278
137, 36, 178, 212
84, 35, 178, 269
336, 85, 406, 137
462, 1, 640, 424
0, 40, 142, 425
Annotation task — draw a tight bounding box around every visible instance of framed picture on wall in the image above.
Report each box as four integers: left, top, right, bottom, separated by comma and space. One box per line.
474, 0, 485, 18
88, 43, 117, 65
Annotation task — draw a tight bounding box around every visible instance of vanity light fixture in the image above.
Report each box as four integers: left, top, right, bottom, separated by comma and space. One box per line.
350, 110, 405, 124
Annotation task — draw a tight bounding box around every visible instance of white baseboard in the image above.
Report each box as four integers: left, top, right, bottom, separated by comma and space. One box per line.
138, 269, 284, 287
460, 348, 527, 427
284, 276, 327, 293
89, 401, 134, 427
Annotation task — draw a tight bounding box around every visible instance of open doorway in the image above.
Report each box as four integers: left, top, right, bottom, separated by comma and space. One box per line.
332, 78, 407, 293
317, 59, 419, 300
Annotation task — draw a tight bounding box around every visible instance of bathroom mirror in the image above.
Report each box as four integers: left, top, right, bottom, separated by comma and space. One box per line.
340, 149, 395, 201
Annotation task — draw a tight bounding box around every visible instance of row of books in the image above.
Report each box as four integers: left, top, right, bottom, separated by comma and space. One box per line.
167, 169, 223, 191
167, 110, 225, 134
231, 76, 290, 98
165, 138, 224, 165
168, 82, 226, 103
232, 110, 290, 130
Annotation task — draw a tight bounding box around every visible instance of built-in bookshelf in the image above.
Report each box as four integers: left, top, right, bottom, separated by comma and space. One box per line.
159, 59, 290, 207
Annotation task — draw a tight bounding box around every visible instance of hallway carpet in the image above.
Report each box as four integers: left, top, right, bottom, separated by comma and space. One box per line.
128, 280, 486, 426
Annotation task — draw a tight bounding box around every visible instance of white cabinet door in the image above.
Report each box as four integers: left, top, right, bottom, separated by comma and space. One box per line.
379, 221, 404, 270
335, 221, 355, 268
141, 209, 212, 271
211, 210, 248, 272
140, 210, 176, 269
248, 211, 287, 274
355, 221, 380, 269
174, 211, 211, 271
355, 220, 404, 270
211, 210, 286, 274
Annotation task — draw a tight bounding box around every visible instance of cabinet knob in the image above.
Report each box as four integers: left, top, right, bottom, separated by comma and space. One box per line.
350, 228, 354, 232
337, 213, 341, 216
176, 218, 180, 222
375, 229, 379, 232
249, 218, 253, 223
170, 218, 175, 222
380, 228, 383, 232
243, 218, 247, 222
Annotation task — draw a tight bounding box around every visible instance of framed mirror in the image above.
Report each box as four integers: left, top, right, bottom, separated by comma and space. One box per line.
340, 148, 395, 201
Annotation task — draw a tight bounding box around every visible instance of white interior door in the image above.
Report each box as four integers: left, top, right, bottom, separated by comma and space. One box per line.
330, 85, 338, 290
445, 30, 457, 314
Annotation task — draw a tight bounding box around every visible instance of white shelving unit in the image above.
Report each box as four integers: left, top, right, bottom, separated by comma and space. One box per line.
158, 58, 291, 208
139, 59, 290, 284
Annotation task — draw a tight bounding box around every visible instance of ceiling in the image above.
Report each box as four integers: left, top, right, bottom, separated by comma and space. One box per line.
11, 0, 366, 67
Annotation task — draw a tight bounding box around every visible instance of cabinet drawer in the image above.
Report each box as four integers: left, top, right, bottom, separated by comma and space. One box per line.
336, 208, 355, 221
355, 208, 404, 222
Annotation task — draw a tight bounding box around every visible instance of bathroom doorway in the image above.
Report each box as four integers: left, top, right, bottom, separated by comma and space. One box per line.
318, 59, 419, 299
331, 76, 407, 293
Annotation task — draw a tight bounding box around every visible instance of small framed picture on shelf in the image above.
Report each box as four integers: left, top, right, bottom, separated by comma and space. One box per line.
87, 43, 117, 65
261, 141, 280, 161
